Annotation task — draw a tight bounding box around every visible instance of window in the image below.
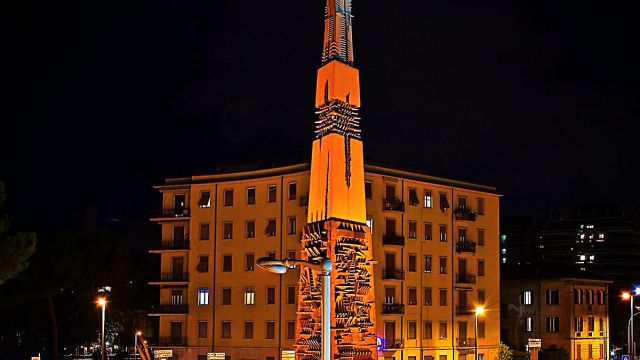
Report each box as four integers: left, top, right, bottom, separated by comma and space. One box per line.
267, 185, 277, 203
478, 321, 485, 338
546, 289, 560, 305
198, 321, 208, 338
288, 182, 297, 200
244, 288, 255, 305
246, 187, 256, 205
546, 317, 560, 332
267, 251, 276, 259
439, 289, 447, 306
287, 321, 295, 339
171, 290, 184, 305
287, 217, 297, 235
458, 228, 467, 241
424, 288, 432, 306
287, 250, 296, 260
522, 290, 532, 305
439, 322, 448, 339
224, 189, 234, 206
525, 317, 534, 332
366, 217, 374, 235
408, 321, 417, 339
577, 345, 582, 360
589, 344, 593, 360
196, 255, 209, 273
266, 321, 275, 339
425, 357, 434, 360
223, 222, 233, 239
408, 288, 417, 305
439, 257, 447, 274
287, 286, 296, 304
173, 225, 185, 242
408, 221, 417, 239
222, 288, 231, 305
246, 220, 255, 238
266, 219, 276, 236
598, 290, 606, 305
245, 254, 255, 271
424, 223, 433, 240
574, 289, 583, 304
200, 223, 210, 240
439, 193, 450, 211
477, 260, 485, 276
586, 290, 594, 305
266, 287, 276, 304
599, 317, 604, 332
477, 198, 485, 215
409, 188, 419, 206
222, 255, 232, 272
588, 317, 595, 332
244, 321, 254, 339
478, 290, 486, 303
408, 254, 417, 272
424, 191, 433, 208
458, 196, 467, 209
199, 191, 211, 208
365, 182, 372, 199
440, 356, 447, 360
423, 321, 433, 339
478, 229, 485, 246
198, 355, 207, 360
221, 321, 231, 339
439, 225, 447, 242
198, 288, 209, 306
424, 256, 432, 273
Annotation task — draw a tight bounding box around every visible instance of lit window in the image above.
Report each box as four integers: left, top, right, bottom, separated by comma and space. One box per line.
198, 288, 210, 306
244, 288, 255, 305
424, 191, 432, 208
199, 191, 211, 208
522, 290, 532, 305
525, 317, 534, 332
366, 217, 374, 234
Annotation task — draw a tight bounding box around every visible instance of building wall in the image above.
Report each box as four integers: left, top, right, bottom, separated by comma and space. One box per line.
150, 164, 500, 360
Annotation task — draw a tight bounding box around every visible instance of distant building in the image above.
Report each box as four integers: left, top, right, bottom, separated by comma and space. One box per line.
501, 278, 611, 360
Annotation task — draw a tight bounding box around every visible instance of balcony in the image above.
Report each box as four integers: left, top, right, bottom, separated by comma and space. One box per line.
149, 272, 189, 285
382, 234, 405, 246
456, 273, 477, 284
156, 337, 188, 346
379, 339, 403, 349
155, 240, 190, 251
151, 304, 189, 314
456, 240, 476, 253
456, 338, 476, 348
454, 208, 476, 221
456, 306, 476, 315
383, 198, 405, 212
152, 208, 190, 220
382, 269, 405, 280
382, 303, 405, 314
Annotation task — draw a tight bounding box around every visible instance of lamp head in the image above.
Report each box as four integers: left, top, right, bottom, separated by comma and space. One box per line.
634, 288, 640, 296
475, 306, 485, 315
622, 292, 631, 300
136, 331, 142, 336
97, 297, 107, 306
257, 257, 288, 274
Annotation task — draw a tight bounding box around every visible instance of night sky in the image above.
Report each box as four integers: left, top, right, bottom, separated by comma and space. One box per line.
2, 0, 639, 231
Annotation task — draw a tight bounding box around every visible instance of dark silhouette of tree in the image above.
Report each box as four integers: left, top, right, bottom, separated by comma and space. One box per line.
0, 182, 36, 285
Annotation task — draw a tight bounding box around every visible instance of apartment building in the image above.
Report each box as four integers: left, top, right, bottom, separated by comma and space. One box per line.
501, 278, 610, 360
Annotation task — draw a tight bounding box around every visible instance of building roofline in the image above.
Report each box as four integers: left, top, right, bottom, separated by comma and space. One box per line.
154, 162, 498, 194
503, 277, 614, 285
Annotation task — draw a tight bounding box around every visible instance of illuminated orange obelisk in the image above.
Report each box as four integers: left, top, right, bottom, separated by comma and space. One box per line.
296, 1, 377, 360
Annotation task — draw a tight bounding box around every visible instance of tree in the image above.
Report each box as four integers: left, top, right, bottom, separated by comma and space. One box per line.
498, 341, 514, 360
0, 182, 36, 286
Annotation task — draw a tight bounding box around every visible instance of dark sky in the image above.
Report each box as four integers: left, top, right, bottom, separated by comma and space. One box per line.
2, 0, 639, 230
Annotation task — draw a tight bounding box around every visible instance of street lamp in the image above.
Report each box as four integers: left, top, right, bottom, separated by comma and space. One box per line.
623, 289, 640, 360
97, 298, 107, 360
134, 331, 142, 360
257, 257, 332, 360
475, 306, 485, 360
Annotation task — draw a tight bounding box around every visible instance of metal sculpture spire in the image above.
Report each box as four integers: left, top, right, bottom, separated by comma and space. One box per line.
322, 0, 354, 65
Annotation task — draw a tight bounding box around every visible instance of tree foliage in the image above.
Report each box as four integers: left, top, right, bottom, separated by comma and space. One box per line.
0, 182, 36, 286
499, 341, 514, 360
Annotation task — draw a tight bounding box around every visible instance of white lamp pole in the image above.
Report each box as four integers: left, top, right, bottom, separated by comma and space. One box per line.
257, 257, 332, 360
97, 298, 107, 360
475, 306, 484, 360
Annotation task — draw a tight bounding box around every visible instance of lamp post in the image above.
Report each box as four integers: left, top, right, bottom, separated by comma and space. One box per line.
475, 306, 485, 360
134, 331, 142, 360
623, 290, 640, 360
257, 256, 332, 360
97, 298, 107, 360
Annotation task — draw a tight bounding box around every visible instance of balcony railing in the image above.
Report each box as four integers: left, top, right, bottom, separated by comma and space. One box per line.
382, 234, 405, 246
456, 338, 476, 348
156, 337, 188, 346
456, 240, 476, 253
159, 272, 189, 282
383, 198, 405, 212
155, 304, 189, 314
380, 339, 404, 349
456, 306, 476, 315
155, 208, 190, 219
455, 273, 477, 284
382, 303, 405, 314
454, 208, 476, 221
382, 269, 405, 280
158, 240, 190, 251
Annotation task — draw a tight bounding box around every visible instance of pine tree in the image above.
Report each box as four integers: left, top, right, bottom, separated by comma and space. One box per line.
0, 182, 36, 286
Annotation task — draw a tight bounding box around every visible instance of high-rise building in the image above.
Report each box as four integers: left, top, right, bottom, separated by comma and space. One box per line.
148, 1, 501, 360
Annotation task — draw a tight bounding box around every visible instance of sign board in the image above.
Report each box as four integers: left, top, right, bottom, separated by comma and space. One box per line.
154, 349, 173, 358
32, 357, 40, 360
208, 352, 226, 360
282, 350, 296, 360
528, 338, 542, 349
622, 355, 630, 360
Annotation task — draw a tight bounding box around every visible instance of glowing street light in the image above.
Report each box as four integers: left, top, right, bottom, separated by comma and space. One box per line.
622, 289, 640, 360
134, 331, 142, 360
475, 306, 485, 360
96, 298, 107, 360
257, 256, 332, 360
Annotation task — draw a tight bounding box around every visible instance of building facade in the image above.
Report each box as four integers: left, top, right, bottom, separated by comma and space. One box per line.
148, 1, 501, 359
501, 278, 610, 360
